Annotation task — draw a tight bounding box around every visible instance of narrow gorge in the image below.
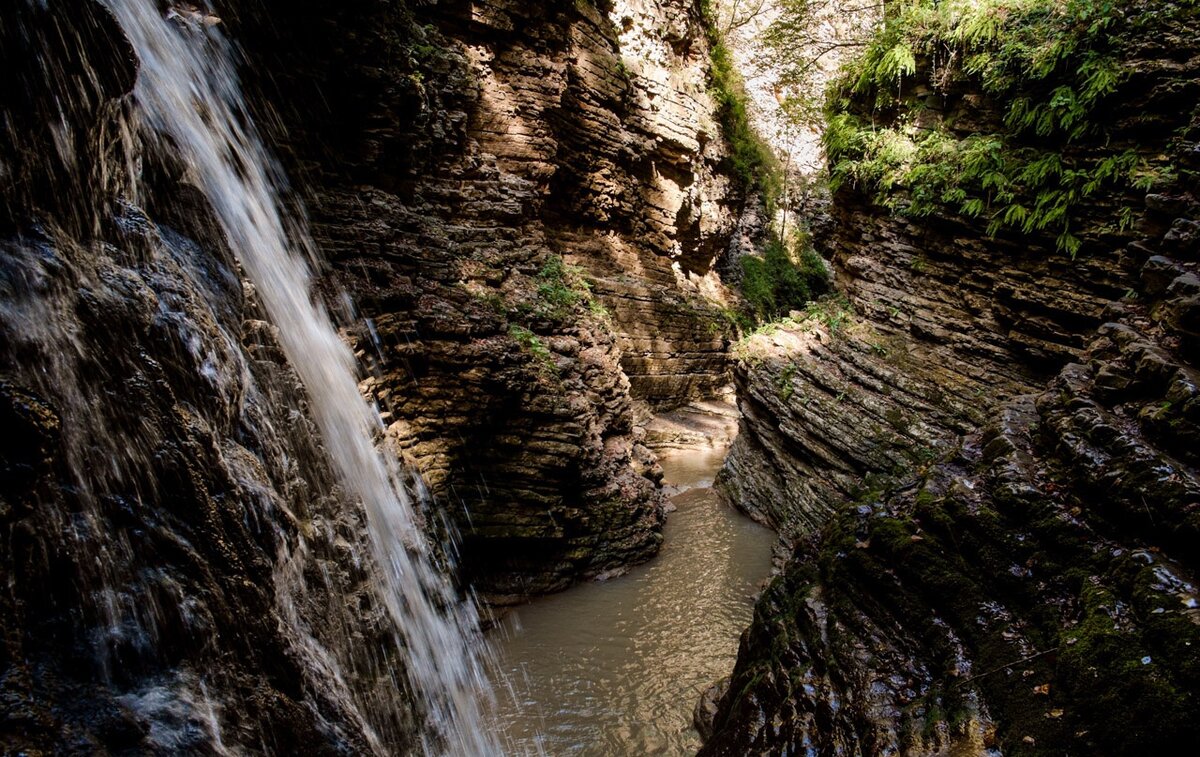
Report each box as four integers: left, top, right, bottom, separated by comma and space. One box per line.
2, 0, 1198, 755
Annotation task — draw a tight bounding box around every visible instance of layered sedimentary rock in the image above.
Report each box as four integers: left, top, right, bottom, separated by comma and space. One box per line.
1, 3, 422, 751
233, 0, 746, 598
707, 4, 1200, 753
705, 191, 1200, 754
718, 202, 1140, 539
720, 0, 1200, 536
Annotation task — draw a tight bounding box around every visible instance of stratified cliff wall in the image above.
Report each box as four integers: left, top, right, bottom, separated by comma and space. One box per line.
706, 2, 1200, 753
1, 3, 422, 752
719, 1, 1199, 541
718, 200, 1135, 540
233, 0, 747, 599
707, 190, 1200, 757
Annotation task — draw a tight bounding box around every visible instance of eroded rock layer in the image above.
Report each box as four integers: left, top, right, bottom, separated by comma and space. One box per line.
706, 4, 1200, 753
233, 0, 746, 598
704, 192, 1200, 754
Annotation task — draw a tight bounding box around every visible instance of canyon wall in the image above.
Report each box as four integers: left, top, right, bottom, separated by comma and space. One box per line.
707, 5, 1200, 754
718, 6, 1200, 540
1, 3, 424, 751
0, 0, 749, 752
233, 0, 748, 599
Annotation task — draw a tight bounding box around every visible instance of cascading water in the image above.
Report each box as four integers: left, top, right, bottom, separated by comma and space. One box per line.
9, 0, 497, 752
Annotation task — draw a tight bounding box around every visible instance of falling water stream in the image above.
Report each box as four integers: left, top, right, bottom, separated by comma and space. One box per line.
101, 2, 496, 752
9, 3, 777, 753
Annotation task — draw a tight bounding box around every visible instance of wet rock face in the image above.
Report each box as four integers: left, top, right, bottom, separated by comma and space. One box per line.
1, 4, 421, 753
0, 230, 408, 756
706, 33, 1200, 757
232, 0, 744, 597
0, 0, 136, 232
2, 3, 748, 749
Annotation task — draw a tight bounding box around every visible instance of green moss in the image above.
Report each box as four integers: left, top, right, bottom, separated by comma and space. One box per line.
914, 488, 938, 508
885, 406, 912, 433
1057, 581, 1199, 752
709, 306, 753, 337
717, 405, 1200, 751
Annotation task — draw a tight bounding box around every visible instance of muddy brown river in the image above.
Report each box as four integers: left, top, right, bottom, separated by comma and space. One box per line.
490, 445, 776, 755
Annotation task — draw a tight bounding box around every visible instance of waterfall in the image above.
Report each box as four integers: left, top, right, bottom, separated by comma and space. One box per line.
98, 1, 498, 752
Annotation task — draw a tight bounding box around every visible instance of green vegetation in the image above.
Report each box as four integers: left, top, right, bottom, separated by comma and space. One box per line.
740, 227, 830, 322
501, 254, 610, 377
535, 256, 590, 321
700, 2, 839, 325
776, 362, 798, 401
614, 57, 632, 83
711, 306, 754, 336
824, 0, 1193, 256
507, 324, 557, 377
700, 0, 783, 207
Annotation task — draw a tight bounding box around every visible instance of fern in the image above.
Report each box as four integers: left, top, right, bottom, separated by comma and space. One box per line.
1003, 203, 1029, 227
823, 0, 1191, 259
878, 43, 917, 82
961, 198, 987, 217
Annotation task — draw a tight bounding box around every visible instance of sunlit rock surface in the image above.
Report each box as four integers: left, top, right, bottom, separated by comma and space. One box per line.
233, 0, 753, 599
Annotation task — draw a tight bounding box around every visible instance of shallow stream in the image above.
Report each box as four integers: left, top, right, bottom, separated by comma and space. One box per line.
491, 444, 775, 755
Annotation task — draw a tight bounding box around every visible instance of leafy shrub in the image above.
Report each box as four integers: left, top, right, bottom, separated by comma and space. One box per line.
741, 229, 830, 321
825, 0, 1191, 256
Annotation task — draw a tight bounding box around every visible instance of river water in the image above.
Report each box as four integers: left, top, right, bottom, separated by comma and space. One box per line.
491, 444, 776, 755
